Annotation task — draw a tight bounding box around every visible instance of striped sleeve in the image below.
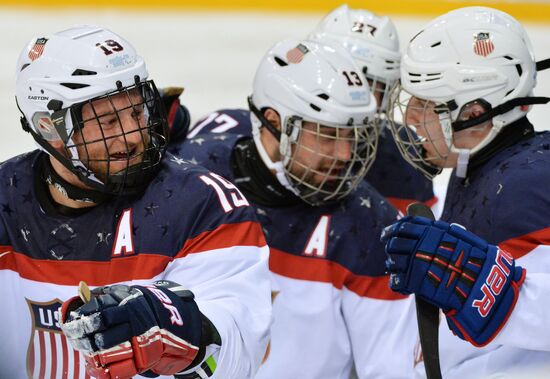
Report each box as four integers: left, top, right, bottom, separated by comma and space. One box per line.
164, 173, 272, 378
491, 240, 550, 351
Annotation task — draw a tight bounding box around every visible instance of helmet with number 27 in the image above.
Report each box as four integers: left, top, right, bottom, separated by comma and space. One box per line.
309, 4, 401, 112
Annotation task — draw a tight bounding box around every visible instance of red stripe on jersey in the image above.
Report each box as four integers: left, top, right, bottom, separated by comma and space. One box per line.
50, 332, 58, 379
178, 221, 266, 257
38, 331, 46, 379
269, 248, 407, 300
0, 249, 171, 285
61, 336, 69, 379
28, 334, 35, 378
0, 221, 264, 285
498, 225, 550, 259
73, 349, 80, 379
386, 196, 438, 214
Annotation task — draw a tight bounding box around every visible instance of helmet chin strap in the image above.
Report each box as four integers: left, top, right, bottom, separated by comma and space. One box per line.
450, 119, 503, 178
42, 156, 113, 204
251, 115, 299, 195
455, 149, 470, 178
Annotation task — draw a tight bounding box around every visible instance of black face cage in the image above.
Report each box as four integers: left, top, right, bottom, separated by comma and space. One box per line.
55, 80, 168, 196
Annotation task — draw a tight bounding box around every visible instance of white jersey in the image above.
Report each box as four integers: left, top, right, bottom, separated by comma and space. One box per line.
0, 151, 272, 379
416, 124, 550, 378
175, 131, 419, 379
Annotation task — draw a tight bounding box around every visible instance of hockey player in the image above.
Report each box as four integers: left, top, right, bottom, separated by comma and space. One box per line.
0, 26, 271, 379
383, 6, 550, 378
308, 4, 436, 214
170, 39, 417, 378
184, 6, 436, 216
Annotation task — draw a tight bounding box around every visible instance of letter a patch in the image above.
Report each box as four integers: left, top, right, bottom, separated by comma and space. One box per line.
112, 209, 135, 256
303, 215, 331, 258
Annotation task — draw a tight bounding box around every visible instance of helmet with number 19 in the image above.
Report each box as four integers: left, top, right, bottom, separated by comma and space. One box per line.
309, 4, 401, 111
16, 25, 169, 199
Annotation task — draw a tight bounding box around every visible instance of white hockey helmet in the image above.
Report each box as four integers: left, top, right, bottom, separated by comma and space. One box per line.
387, 7, 539, 178
309, 4, 401, 110
16, 25, 168, 196
249, 39, 378, 206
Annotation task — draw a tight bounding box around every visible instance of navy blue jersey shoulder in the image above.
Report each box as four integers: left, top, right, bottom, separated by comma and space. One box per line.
0, 150, 257, 261
366, 126, 434, 202
187, 109, 434, 204
187, 109, 252, 139
442, 131, 550, 244
173, 132, 398, 277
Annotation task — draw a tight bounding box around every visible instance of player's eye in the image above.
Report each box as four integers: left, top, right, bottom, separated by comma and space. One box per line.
98, 114, 118, 128
131, 109, 143, 121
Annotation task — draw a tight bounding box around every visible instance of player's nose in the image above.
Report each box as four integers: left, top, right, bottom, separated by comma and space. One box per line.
333, 137, 353, 162
117, 109, 146, 143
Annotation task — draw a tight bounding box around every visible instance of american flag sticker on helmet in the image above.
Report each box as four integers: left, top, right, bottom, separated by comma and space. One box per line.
26, 299, 90, 379
286, 44, 309, 64
28, 38, 48, 61
473, 32, 494, 57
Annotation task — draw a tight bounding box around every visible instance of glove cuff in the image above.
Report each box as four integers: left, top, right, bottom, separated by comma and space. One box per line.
446, 266, 526, 346
135, 285, 203, 374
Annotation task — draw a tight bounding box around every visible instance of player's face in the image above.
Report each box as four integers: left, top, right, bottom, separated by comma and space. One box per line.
404, 96, 458, 168
73, 89, 149, 181
288, 121, 354, 187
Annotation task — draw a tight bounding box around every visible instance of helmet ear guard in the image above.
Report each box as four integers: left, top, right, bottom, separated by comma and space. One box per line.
452, 95, 550, 133
247, 95, 282, 140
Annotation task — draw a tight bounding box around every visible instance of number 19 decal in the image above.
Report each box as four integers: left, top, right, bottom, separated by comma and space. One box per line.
96, 39, 124, 56
200, 172, 249, 212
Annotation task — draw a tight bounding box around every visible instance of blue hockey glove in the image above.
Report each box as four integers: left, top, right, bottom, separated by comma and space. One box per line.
381, 216, 526, 346
60, 281, 203, 379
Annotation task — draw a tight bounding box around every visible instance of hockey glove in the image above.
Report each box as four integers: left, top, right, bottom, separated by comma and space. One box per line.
381, 216, 526, 346
60, 281, 203, 379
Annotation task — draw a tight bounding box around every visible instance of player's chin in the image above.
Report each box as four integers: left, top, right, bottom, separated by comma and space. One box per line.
110, 158, 144, 174
424, 150, 457, 169
92, 152, 144, 179
311, 173, 343, 188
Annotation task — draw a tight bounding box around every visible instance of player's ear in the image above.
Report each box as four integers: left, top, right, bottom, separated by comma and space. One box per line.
263, 108, 282, 131
48, 138, 65, 151
458, 101, 488, 122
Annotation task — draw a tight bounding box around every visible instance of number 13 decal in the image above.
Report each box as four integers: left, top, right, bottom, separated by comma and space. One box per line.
200, 172, 250, 212
342, 70, 363, 86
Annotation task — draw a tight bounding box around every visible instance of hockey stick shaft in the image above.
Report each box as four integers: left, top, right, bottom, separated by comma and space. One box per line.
406, 203, 442, 379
